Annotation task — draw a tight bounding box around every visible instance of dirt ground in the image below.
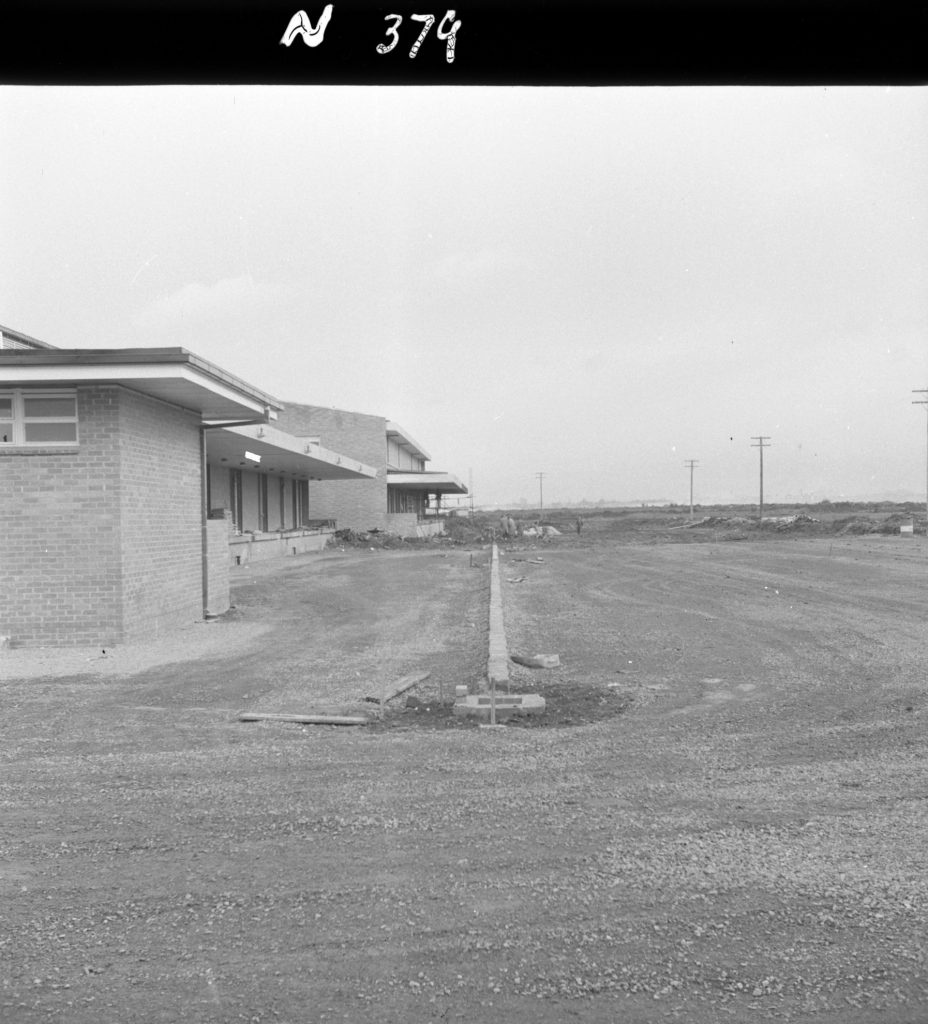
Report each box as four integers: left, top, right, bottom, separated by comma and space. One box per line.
3, 522, 928, 1023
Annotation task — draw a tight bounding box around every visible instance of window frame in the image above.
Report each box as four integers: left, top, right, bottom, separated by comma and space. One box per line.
0, 388, 80, 447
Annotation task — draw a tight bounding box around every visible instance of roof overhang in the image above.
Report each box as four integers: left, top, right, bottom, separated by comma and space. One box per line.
0, 348, 281, 424
386, 421, 430, 462
208, 423, 377, 480
387, 471, 468, 494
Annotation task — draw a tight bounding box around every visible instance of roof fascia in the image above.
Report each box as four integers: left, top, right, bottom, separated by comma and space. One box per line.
385, 420, 431, 462
0, 358, 278, 421
221, 423, 378, 478
0, 347, 282, 413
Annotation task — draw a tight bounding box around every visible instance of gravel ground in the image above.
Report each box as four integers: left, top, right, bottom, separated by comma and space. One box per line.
2, 531, 927, 1023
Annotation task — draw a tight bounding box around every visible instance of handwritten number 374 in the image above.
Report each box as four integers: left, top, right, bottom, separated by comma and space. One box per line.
377, 11, 461, 63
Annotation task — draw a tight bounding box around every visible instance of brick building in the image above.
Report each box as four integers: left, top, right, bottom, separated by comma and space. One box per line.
0, 333, 374, 646
276, 403, 467, 537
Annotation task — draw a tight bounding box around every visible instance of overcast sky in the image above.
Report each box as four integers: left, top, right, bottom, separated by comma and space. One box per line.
2, 86, 926, 505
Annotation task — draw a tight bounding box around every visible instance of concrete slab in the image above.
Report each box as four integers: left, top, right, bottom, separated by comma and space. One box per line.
487, 544, 510, 686
453, 692, 546, 722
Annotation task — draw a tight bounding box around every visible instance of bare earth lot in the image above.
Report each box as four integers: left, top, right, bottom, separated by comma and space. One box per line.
3, 527, 928, 1023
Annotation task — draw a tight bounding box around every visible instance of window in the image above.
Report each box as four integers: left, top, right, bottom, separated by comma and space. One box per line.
0, 390, 78, 445
0, 396, 12, 444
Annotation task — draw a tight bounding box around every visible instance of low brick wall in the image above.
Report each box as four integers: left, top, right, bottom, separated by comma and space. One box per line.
228, 529, 333, 566
384, 512, 419, 538
381, 514, 445, 539
415, 519, 445, 539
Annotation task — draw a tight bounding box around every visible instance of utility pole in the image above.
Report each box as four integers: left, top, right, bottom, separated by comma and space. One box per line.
684, 460, 698, 519
535, 472, 546, 513
914, 389, 928, 529
751, 436, 771, 522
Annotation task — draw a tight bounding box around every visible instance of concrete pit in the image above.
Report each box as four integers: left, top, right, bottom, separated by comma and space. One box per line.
453, 692, 546, 722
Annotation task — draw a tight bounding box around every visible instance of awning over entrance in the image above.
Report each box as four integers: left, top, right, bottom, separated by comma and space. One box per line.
208, 423, 377, 480
387, 471, 467, 494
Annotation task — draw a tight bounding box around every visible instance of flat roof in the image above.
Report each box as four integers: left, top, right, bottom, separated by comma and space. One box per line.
387, 471, 467, 494
208, 424, 377, 480
0, 347, 282, 423
386, 421, 430, 462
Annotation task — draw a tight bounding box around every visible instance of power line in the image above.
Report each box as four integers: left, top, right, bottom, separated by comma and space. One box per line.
750, 436, 771, 522
684, 460, 698, 519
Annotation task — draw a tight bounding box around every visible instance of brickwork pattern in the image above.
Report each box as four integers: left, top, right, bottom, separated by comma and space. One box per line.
0, 387, 124, 645
116, 389, 203, 641
385, 512, 420, 537
0, 385, 206, 646
277, 404, 390, 532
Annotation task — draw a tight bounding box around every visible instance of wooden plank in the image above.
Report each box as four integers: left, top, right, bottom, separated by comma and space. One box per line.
239, 712, 369, 726
510, 653, 560, 669
363, 670, 431, 704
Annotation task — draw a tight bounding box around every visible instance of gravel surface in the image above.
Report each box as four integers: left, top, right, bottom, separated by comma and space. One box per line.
3, 528, 927, 1023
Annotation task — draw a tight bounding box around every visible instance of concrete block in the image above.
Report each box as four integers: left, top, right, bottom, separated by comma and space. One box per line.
453, 692, 546, 722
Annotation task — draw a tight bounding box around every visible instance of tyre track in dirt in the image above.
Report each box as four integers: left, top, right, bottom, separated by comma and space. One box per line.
500, 536, 928, 722
5, 534, 928, 1024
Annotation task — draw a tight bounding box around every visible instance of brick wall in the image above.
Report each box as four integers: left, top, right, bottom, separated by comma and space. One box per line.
116, 389, 203, 641
385, 512, 420, 538
0, 385, 206, 646
0, 387, 123, 645
277, 404, 390, 532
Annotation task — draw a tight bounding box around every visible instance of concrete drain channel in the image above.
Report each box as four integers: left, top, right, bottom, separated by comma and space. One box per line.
239, 543, 545, 730
455, 542, 546, 728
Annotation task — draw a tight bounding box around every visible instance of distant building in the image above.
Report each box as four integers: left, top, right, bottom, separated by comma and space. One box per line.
276, 403, 467, 537
0, 325, 57, 351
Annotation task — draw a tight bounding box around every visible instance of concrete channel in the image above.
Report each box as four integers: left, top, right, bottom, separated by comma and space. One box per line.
453, 542, 545, 725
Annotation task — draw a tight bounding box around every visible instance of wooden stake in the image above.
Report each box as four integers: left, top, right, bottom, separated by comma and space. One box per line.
364, 671, 432, 705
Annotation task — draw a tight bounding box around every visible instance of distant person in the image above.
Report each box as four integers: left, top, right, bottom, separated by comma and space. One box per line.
507, 516, 517, 538
576, 514, 584, 535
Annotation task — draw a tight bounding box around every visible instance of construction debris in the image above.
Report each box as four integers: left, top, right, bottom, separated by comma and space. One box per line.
681, 514, 820, 531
